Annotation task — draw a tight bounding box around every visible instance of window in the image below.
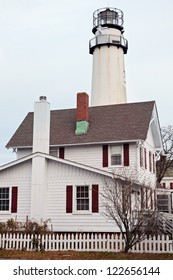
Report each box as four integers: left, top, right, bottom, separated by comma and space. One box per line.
148, 151, 155, 173
76, 186, 89, 211
0, 188, 10, 211
102, 144, 129, 167
66, 185, 99, 214
157, 194, 169, 213
110, 145, 122, 165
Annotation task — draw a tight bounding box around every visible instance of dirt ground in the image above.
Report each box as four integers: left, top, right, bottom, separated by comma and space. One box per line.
0, 250, 173, 260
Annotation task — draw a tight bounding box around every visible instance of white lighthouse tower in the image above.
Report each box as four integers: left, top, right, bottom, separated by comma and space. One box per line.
89, 7, 128, 106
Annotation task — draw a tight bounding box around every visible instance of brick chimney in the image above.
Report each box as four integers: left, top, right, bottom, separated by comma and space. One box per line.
75, 92, 89, 135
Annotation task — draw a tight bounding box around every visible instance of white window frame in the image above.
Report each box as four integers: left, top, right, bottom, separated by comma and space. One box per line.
110, 145, 123, 166
0, 187, 11, 214
73, 185, 92, 214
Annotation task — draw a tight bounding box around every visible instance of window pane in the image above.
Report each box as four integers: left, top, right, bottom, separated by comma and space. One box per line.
111, 145, 121, 154
76, 186, 89, 198
77, 199, 89, 210
0, 188, 9, 211
0, 199, 9, 211
111, 155, 121, 165
76, 186, 89, 211
111, 145, 122, 165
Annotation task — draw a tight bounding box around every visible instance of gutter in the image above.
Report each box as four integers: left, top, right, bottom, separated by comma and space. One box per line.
8, 139, 143, 149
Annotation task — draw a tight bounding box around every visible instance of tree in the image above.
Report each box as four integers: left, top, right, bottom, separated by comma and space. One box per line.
157, 125, 173, 183
102, 177, 159, 253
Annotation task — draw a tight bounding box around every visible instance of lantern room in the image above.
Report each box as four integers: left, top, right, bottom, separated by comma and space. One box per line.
92, 7, 124, 34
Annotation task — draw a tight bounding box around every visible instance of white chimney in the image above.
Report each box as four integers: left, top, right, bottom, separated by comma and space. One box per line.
32, 96, 50, 154
31, 96, 50, 221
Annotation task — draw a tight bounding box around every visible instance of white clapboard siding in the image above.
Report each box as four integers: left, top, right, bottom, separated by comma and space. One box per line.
47, 160, 117, 232
16, 148, 32, 159
141, 125, 157, 188
65, 145, 102, 169
146, 125, 155, 149
0, 160, 32, 222
0, 233, 173, 254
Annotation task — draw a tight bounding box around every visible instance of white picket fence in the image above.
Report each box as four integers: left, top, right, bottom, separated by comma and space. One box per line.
0, 232, 173, 254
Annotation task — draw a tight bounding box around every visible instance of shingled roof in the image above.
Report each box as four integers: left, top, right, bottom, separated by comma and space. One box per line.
6, 101, 155, 148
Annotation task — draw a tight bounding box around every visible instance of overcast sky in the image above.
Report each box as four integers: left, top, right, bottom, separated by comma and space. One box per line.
0, 0, 173, 165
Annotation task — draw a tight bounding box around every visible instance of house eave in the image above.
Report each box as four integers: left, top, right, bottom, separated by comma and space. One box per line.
7, 139, 142, 150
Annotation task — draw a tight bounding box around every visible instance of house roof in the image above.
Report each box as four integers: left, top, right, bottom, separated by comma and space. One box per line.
6, 101, 155, 148
164, 166, 173, 178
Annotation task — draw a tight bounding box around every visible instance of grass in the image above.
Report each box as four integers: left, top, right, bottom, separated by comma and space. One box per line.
0, 250, 173, 260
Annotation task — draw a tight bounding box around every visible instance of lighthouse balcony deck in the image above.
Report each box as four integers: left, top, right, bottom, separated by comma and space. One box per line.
89, 34, 128, 54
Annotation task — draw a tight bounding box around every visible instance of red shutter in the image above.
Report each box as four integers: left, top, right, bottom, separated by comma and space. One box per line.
141, 187, 144, 209
92, 185, 99, 213
140, 147, 143, 167
146, 188, 148, 209
149, 152, 152, 172
150, 189, 153, 210
59, 147, 65, 159
123, 144, 129, 166
102, 145, 108, 167
11, 186, 18, 213
162, 183, 166, 188
66, 185, 73, 213
153, 154, 155, 173
144, 148, 147, 169
170, 183, 173, 189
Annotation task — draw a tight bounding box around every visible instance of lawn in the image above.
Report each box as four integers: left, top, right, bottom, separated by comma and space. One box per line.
0, 250, 173, 260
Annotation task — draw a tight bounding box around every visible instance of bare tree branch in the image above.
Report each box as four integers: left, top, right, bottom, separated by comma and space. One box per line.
101, 176, 159, 253
157, 125, 173, 183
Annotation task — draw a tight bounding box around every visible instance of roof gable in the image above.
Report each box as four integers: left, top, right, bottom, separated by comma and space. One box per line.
0, 152, 113, 178
149, 103, 163, 150
6, 101, 155, 148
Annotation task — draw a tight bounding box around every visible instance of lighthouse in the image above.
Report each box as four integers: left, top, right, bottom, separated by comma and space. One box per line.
89, 7, 128, 106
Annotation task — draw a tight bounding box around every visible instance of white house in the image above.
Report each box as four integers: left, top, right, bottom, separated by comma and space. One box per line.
0, 7, 163, 232
161, 166, 173, 191
0, 93, 162, 232
157, 166, 173, 214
